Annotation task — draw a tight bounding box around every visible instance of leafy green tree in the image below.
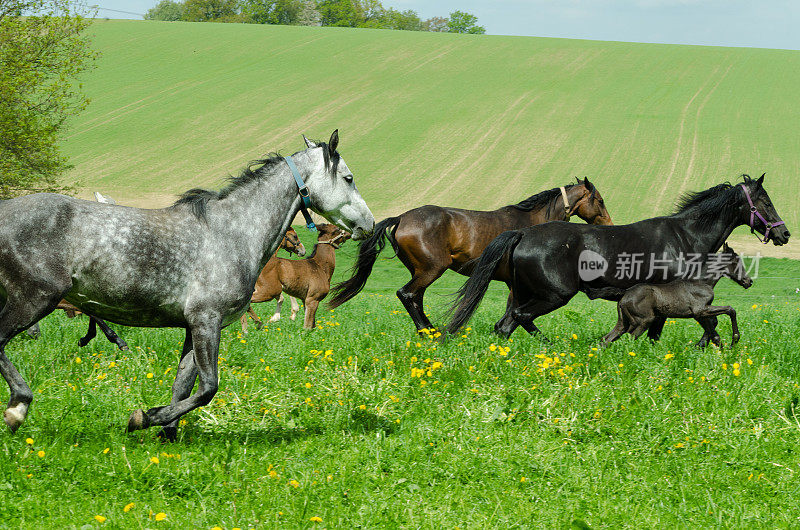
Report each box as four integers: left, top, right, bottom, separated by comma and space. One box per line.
297, 0, 320, 25
242, 0, 302, 25
145, 0, 185, 20
422, 15, 448, 32
0, 0, 97, 198
446, 9, 484, 34
384, 8, 420, 31
182, 0, 241, 22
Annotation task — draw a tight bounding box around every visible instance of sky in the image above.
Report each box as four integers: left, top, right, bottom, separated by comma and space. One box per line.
90, 0, 800, 51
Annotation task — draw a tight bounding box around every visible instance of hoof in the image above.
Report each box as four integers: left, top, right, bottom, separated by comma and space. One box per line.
157, 426, 177, 442
118, 343, 130, 352
4, 403, 29, 433
268, 315, 280, 323
127, 409, 151, 432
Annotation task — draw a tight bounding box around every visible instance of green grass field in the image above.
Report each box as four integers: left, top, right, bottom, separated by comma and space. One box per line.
6, 18, 800, 527
2, 230, 800, 527
63, 20, 800, 256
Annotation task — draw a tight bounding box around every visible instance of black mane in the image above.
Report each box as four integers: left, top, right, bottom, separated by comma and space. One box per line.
673, 175, 752, 228
173, 141, 337, 220
510, 183, 576, 215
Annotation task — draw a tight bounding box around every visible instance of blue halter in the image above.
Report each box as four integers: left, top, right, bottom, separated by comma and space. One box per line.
284, 156, 317, 232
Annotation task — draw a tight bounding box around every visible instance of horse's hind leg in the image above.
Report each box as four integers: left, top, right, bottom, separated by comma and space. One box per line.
510, 296, 570, 343
494, 289, 519, 338
269, 293, 285, 323
0, 289, 65, 432
129, 319, 220, 433
93, 317, 129, 351
157, 329, 195, 442
602, 304, 628, 345
289, 296, 299, 320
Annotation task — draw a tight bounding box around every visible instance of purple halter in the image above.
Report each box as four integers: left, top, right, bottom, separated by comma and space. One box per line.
741, 184, 784, 244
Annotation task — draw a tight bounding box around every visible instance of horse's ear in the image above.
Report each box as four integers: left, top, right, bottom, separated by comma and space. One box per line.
723, 242, 731, 252
575, 176, 581, 184
329, 129, 339, 153
583, 177, 595, 191
303, 135, 317, 148
757, 173, 765, 186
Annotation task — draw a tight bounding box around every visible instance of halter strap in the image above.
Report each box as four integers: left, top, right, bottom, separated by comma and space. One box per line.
740, 184, 784, 244
317, 232, 347, 249
284, 156, 316, 232
559, 187, 571, 221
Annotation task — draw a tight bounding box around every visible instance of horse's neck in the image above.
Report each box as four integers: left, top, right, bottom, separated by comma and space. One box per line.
311, 243, 337, 277
212, 165, 301, 273
502, 202, 563, 227
673, 206, 743, 253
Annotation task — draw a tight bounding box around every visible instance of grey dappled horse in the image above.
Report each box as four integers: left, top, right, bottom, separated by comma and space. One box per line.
0, 130, 374, 439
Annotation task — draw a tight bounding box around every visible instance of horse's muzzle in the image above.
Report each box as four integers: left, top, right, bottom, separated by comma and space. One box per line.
772, 228, 791, 246
351, 224, 374, 241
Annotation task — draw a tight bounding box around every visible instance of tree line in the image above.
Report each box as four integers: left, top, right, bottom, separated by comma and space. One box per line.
145, 0, 486, 34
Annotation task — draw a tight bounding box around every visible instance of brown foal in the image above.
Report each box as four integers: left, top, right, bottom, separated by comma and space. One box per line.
242, 224, 350, 332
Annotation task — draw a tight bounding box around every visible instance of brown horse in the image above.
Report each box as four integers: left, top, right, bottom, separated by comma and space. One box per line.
242, 223, 350, 332
329, 178, 613, 331
238, 227, 306, 332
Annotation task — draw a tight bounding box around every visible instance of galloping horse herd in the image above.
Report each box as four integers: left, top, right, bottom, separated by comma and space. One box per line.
0, 130, 790, 439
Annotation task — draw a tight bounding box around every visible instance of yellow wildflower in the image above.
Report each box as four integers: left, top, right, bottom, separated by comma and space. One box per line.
37, 450, 45, 458
94, 515, 106, 523
150, 456, 159, 464
25, 438, 33, 445
310, 516, 323, 523
123, 503, 135, 512
288, 479, 300, 488
154, 512, 166, 521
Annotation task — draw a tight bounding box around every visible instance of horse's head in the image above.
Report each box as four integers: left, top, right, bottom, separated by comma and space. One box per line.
316, 223, 351, 249
719, 243, 752, 289
299, 130, 375, 241
280, 227, 306, 257
571, 178, 613, 225
740, 174, 790, 246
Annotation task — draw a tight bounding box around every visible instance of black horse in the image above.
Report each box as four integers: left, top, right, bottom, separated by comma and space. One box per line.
447, 175, 789, 345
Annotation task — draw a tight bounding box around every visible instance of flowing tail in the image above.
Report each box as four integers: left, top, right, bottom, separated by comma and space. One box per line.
328, 216, 401, 308
446, 230, 523, 334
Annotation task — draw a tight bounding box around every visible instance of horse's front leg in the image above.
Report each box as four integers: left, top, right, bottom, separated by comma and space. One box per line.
646, 317, 667, 341
78, 317, 97, 347
93, 317, 129, 351
289, 296, 299, 320
128, 317, 221, 432
303, 298, 320, 330
695, 316, 720, 348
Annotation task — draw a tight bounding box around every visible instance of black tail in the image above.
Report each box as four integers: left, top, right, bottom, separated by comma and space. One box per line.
446, 230, 523, 334
328, 216, 401, 308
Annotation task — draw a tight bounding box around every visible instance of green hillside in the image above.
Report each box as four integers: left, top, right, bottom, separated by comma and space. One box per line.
63, 20, 800, 255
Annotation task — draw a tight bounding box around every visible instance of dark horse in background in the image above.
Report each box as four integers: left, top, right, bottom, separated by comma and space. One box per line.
447, 175, 789, 345
329, 178, 613, 331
